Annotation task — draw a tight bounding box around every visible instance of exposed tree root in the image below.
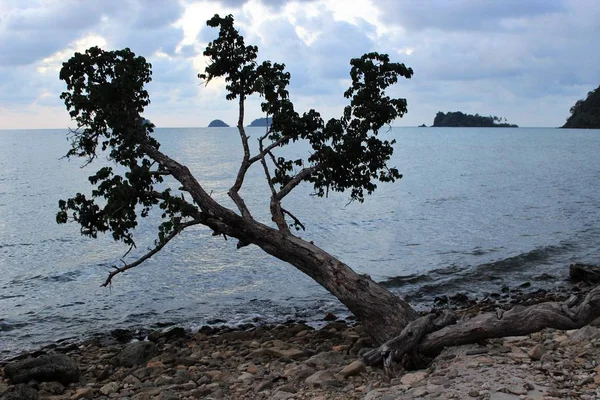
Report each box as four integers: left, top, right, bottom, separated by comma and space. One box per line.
363, 285, 600, 368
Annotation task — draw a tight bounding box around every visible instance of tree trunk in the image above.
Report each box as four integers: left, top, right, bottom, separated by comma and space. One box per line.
219, 212, 419, 344
253, 229, 418, 344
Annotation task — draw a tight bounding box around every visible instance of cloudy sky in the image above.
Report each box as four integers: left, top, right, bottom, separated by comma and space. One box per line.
0, 0, 598, 129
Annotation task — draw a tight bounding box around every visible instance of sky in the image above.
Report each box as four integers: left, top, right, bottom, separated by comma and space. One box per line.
0, 0, 598, 129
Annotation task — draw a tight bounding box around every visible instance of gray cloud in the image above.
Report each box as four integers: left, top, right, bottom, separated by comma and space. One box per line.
376, 0, 565, 32
210, 0, 317, 9
0, 0, 184, 66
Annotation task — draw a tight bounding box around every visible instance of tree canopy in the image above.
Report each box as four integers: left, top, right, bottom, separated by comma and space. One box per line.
562, 85, 600, 128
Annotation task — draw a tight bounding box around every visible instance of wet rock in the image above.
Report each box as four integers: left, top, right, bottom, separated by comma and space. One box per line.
323, 312, 337, 321
115, 341, 158, 367
569, 263, 600, 284
3, 354, 79, 385
148, 326, 187, 343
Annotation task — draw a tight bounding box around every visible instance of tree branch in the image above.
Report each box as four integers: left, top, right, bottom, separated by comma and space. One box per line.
228, 95, 253, 219
248, 136, 288, 165
142, 145, 222, 217
101, 219, 203, 287
281, 208, 305, 231
276, 166, 319, 200
258, 136, 289, 233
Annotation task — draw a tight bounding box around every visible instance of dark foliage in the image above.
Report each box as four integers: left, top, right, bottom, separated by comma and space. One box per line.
57, 13, 413, 281
433, 111, 517, 127
562, 85, 600, 128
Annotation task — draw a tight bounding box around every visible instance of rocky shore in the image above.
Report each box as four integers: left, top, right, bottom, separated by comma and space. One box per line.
2, 273, 600, 400
2, 319, 600, 399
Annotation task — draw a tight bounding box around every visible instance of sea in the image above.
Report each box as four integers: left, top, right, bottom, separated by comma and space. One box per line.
1, 127, 599, 358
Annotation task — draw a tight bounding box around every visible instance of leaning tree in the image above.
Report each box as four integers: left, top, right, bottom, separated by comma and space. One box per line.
58, 14, 600, 369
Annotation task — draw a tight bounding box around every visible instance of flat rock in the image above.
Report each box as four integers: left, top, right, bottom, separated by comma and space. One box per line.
306, 351, 344, 367
400, 371, 428, 386
340, 360, 367, 378
3, 354, 79, 385
305, 370, 340, 388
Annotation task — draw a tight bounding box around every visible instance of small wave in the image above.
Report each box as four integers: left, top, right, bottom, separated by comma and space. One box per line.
380, 273, 432, 287
40, 270, 82, 283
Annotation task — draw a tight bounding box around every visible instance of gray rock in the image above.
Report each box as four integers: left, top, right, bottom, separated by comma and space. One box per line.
0, 384, 38, 400
528, 344, 547, 361
269, 391, 295, 400
283, 363, 315, 381
3, 354, 79, 385
115, 341, 158, 367
99, 382, 119, 395
570, 326, 600, 343
305, 370, 340, 388
340, 360, 367, 378
306, 351, 344, 367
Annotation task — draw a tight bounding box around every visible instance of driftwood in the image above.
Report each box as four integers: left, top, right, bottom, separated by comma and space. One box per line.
363, 285, 600, 366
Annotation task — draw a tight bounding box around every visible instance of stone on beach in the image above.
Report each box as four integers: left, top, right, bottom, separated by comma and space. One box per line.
3, 354, 79, 385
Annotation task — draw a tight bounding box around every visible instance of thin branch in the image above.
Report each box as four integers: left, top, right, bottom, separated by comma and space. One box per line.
142, 145, 221, 216
228, 94, 253, 219
248, 136, 288, 164
101, 220, 202, 287
276, 165, 319, 200
150, 170, 171, 176
258, 135, 289, 233
281, 208, 305, 231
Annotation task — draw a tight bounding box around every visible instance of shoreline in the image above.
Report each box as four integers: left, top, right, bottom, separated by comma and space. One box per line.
2, 280, 600, 399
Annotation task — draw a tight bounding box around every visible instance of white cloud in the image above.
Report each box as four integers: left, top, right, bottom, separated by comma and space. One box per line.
0, 0, 598, 129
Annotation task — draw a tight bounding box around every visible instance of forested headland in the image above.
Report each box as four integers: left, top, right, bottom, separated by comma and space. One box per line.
432, 111, 518, 127
562, 85, 600, 128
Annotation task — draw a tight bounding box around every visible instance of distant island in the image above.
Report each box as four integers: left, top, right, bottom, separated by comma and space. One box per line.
433, 111, 518, 127
418, 124, 427, 127
248, 117, 272, 127
562, 85, 600, 129
208, 119, 230, 127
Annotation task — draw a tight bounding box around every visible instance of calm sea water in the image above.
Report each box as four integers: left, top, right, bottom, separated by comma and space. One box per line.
1, 127, 599, 357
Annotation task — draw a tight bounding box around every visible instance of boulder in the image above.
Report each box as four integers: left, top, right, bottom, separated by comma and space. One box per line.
114, 341, 158, 367
569, 263, 600, 284
3, 354, 79, 385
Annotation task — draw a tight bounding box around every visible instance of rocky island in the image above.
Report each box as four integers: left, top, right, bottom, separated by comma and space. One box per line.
248, 117, 272, 128
433, 111, 518, 127
562, 85, 600, 128
208, 119, 230, 127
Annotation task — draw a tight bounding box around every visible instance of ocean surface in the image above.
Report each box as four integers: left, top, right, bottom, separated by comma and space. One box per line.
1, 127, 599, 358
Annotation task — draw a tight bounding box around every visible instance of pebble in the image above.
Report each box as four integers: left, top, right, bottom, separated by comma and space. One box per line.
1, 314, 600, 399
